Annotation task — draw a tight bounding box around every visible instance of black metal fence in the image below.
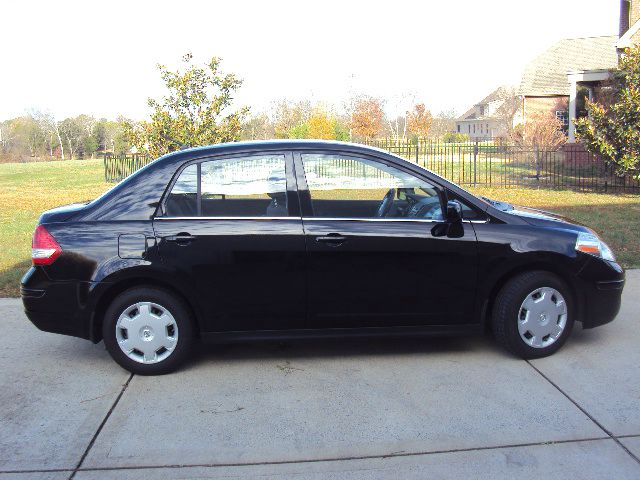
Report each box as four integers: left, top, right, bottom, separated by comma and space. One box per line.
104, 154, 154, 183
104, 141, 640, 193
363, 139, 640, 193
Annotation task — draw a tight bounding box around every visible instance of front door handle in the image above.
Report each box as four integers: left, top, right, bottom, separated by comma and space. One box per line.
315, 233, 347, 246
165, 233, 196, 245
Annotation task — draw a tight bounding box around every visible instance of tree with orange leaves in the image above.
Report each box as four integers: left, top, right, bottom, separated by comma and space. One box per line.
349, 96, 385, 140
406, 103, 433, 138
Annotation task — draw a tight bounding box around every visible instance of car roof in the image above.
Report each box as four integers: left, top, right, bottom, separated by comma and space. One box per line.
157, 140, 393, 162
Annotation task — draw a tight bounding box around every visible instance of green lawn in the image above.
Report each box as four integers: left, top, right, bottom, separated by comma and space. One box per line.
1, 159, 638, 297
0, 159, 109, 297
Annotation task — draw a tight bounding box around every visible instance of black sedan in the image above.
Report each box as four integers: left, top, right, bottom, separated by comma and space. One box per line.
21, 140, 625, 374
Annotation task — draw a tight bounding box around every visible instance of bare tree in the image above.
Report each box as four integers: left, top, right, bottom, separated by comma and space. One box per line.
494, 87, 522, 141
429, 109, 457, 139
60, 118, 83, 159
271, 100, 312, 138
32, 110, 65, 160
516, 111, 567, 178
241, 112, 275, 140
385, 92, 416, 144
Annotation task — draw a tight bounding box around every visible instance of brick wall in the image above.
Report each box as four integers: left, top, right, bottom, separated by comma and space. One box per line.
628, 0, 639, 44
631, 0, 640, 24
524, 96, 568, 118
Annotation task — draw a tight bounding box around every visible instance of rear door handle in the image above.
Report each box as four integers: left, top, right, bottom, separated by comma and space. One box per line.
165, 233, 197, 245
315, 234, 347, 246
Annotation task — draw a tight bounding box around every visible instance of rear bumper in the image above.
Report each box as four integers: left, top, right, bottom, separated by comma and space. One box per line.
576, 259, 625, 329
21, 267, 94, 341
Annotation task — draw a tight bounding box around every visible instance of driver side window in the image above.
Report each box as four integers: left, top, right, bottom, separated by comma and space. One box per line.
300, 154, 443, 220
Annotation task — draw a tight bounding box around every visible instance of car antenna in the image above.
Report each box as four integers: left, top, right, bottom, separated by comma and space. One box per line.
160, 133, 191, 150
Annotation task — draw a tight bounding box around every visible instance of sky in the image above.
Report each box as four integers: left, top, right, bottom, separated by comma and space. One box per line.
0, 0, 620, 121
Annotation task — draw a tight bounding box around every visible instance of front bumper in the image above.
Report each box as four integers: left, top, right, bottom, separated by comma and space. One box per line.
576, 258, 625, 329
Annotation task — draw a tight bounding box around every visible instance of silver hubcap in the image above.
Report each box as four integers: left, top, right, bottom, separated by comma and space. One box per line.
115, 302, 179, 364
518, 287, 568, 348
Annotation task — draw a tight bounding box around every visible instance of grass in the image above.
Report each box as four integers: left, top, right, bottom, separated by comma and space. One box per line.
0, 159, 109, 297
1, 159, 638, 297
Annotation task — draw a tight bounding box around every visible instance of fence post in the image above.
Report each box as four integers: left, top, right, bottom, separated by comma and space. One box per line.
415, 141, 419, 163
473, 140, 478, 187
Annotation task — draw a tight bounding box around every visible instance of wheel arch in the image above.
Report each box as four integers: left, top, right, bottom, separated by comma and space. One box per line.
479, 259, 583, 332
88, 276, 202, 343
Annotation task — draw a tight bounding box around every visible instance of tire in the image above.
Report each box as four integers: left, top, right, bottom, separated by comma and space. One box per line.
102, 286, 194, 375
492, 271, 574, 359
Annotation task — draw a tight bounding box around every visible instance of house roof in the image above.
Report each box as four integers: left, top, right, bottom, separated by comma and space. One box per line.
457, 86, 513, 122
519, 36, 619, 96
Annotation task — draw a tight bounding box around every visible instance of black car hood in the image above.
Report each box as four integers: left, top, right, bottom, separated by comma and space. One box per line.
505, 205, 590, 232
482, 197, 589, 233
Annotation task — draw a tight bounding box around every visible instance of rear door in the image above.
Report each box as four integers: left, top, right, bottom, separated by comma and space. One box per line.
153, 152, 306, 333
295, 151, 478, 329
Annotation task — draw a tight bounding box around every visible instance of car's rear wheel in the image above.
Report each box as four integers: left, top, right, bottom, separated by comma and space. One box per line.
492, 271, 574, 359
103, 287, 194, 375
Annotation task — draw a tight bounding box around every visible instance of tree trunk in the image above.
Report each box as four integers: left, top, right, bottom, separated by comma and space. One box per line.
54, 123, 65, 160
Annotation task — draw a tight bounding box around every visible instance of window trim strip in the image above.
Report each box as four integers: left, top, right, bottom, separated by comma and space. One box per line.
154, 216, 298, 221
154, 216, 486, 224
196, 162, 202, 216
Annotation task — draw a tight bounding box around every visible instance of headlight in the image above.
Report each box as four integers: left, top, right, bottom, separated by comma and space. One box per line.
575, 232, 615, 262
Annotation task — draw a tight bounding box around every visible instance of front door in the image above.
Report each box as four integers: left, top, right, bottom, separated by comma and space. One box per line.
153, 152, 306, 333
296, 152, 478, 329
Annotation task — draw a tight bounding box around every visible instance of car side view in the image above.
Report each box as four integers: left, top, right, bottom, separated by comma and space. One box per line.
21, 140, 625, 374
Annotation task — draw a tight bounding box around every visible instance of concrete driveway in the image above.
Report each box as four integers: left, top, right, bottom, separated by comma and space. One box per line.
1, 271, 639, 480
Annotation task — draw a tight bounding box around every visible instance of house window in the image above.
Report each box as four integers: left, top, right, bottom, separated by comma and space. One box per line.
479, 106, 484, 116
457, 125, 460, 133
473, 124, 476, 134
555, 110, 569, 134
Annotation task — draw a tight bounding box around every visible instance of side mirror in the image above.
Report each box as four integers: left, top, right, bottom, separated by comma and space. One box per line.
446, 200, 463, 223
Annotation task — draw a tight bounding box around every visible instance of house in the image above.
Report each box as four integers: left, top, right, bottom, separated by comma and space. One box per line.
458, 1, 638, 142
520, 0, 639, 142
519, 35, 619, 141
618, 0, 640, 51
455, 86, 518, 140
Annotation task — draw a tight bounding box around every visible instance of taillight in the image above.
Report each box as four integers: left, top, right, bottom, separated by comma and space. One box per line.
32, 225, 62, 266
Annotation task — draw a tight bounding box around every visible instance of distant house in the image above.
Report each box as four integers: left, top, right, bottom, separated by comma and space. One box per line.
455, 86, 517, 140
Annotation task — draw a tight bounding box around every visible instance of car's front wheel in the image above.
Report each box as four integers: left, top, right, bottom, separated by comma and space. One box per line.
102, 287, 194, 375
492, 271, 574, 359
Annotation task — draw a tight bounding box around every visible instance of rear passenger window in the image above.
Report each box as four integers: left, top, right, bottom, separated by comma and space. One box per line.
163, 155, 289, 217
200, 155, 287, 217
165, 164, 197, 216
